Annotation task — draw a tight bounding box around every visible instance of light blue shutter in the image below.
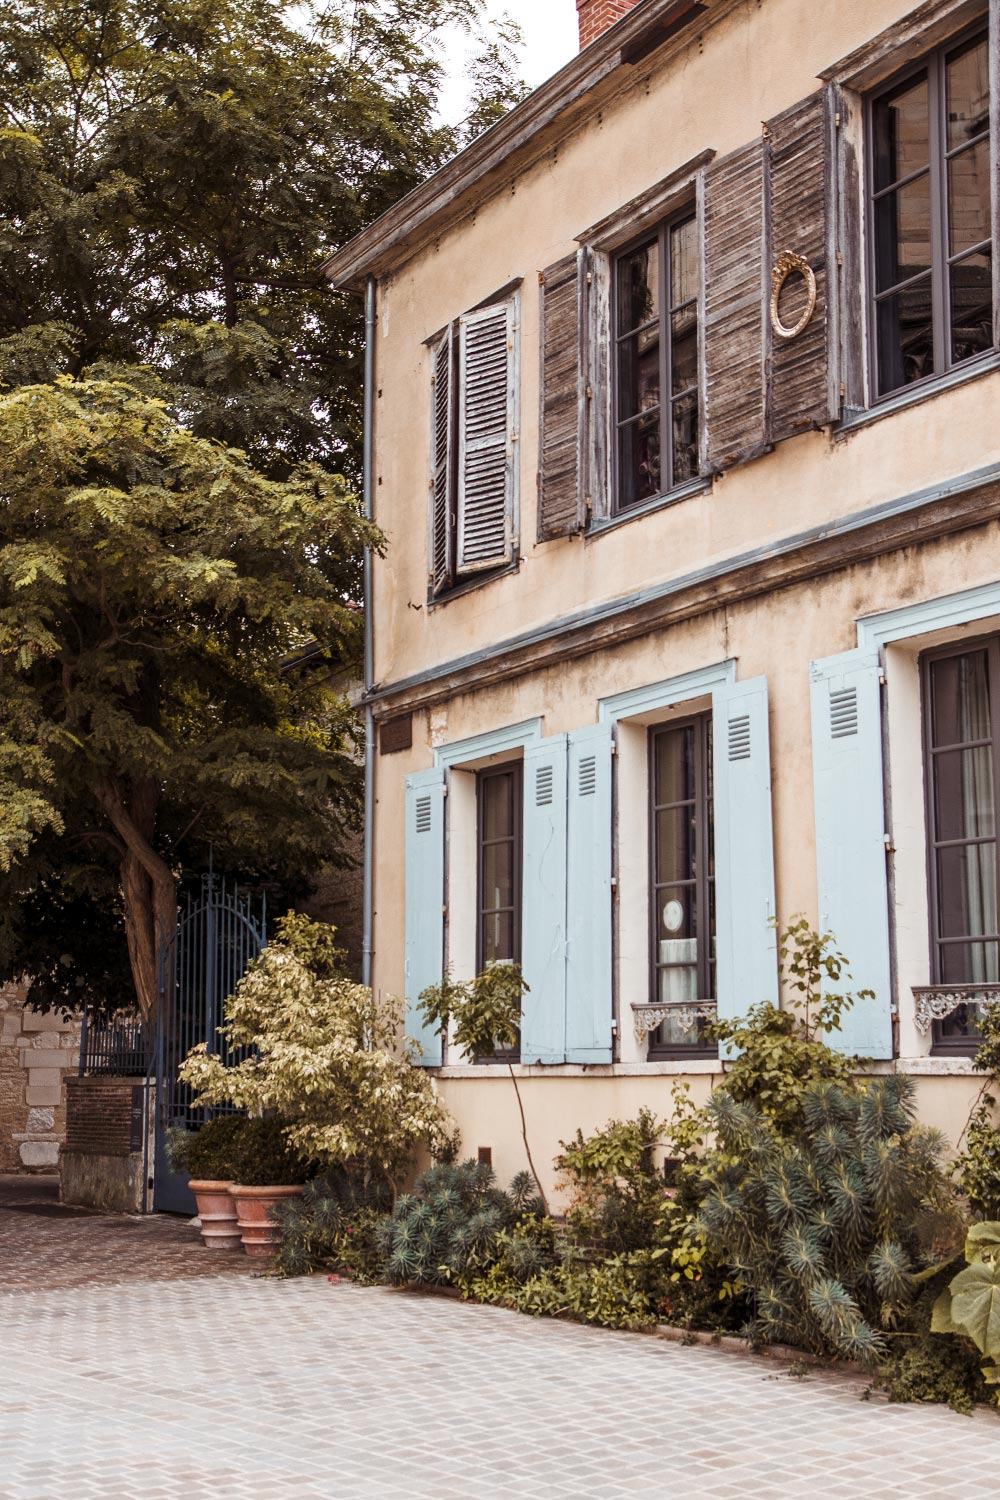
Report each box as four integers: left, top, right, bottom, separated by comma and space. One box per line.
404, 767, 446, 1064
520, 735, 569, 1064
713, 677, 778, 1025
810, 648, 893, 1059
565, 722, 614, 1063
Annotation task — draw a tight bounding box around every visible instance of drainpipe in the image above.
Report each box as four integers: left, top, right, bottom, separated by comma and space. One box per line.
362, 275, 377, 989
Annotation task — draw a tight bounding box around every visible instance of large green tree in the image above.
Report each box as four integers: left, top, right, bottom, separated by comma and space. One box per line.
0, 0, 525, 1016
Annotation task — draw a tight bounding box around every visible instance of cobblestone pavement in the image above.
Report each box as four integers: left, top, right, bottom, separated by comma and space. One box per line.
0, 1175, 253, 1290
2, 1180, 998, 1499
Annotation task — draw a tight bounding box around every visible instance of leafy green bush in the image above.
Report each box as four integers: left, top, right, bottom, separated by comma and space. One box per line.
272, 1172, 393, 1280
707, 919, 868, 1133
931, 1221, 1000, 1387
166, 1113, 310, 1185
696, 1077, 962, 1365
956, 1002, 1000, 1218
167, 1115, 245, 1180
378, 1160, 546, 1287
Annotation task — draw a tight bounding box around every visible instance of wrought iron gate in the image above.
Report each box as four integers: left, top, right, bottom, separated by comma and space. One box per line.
153, 875, 267, 1213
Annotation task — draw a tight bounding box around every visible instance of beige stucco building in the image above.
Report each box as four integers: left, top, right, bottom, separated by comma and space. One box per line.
325, 0, 1000, 1199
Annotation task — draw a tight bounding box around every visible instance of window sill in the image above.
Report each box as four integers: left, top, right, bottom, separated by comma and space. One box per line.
586, 475, 713, 539
434, 1059, 725, 1079
834, 352, 1000, 441
426, 555, 520, 608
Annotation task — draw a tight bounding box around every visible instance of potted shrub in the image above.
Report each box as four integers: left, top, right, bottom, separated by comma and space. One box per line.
227, 1117, 311, 1258
167, 1115, 245, 1251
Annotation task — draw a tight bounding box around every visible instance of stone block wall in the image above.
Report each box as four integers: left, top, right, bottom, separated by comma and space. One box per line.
61, 1075, 148, 1214
0, 983, 81, 1172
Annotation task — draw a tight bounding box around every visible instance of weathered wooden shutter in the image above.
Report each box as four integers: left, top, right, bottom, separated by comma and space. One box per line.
810, 649, 893, 1060
538, 253, 586, 540
565, 722, 614, 1063
429, 330, 454, 596
457, 300, 516, 572
704, 139, 768, 469
520, 735, 569, 1063
404, 767, 446, 1064
712, 677, 778, 1026
765, 89, 838, 440
991, 0, 1000, 350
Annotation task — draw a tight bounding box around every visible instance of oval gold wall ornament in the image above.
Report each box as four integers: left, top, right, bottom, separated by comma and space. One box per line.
770, 250, 817, 341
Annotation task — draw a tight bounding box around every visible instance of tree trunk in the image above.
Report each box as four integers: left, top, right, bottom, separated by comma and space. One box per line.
96, 779, 177, 1023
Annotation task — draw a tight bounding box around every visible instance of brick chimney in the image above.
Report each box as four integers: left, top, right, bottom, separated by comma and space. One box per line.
577, 0, 640, 49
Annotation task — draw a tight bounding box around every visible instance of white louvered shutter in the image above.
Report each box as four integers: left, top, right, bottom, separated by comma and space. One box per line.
429, 331, 454, 596
457, 300, 517, 571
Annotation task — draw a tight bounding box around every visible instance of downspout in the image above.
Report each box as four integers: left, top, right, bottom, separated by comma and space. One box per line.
362, 275, 377, 989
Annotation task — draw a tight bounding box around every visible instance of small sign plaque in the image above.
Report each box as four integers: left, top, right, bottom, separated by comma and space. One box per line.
380, 713, 413, 755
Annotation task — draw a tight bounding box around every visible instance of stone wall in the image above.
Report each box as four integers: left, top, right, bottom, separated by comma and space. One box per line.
61, 1075, 148, 1214
0, 982, 81, 1172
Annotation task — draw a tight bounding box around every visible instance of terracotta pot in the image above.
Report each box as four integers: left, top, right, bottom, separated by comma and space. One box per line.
230, 1184, 304, 1258
189, 1180, 242, 1252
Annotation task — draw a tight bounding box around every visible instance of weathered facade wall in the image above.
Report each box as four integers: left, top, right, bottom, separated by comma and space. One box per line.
0, 983, 81, 1173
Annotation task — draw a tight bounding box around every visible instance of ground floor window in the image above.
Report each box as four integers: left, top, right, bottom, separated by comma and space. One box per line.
922, 637, 1000, 1051
648, 715, 715, 1057
477, 761, 522, 1060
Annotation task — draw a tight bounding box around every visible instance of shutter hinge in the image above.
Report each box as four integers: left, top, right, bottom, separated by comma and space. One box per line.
879, 670, 887, 686
835, 110, 842, 128
836, 250, 843, 268
538, 271, 545, 286
442, 904, 448, 919
585, 496, 594, 519
883, 834, 894, 854
586, 384, 593, 400
610, 875, 618, 890
840, 381, 846, 399
586, 271, 593, 286
441, 782, 448, 797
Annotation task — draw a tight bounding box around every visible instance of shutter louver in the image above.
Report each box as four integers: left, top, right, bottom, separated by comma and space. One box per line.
538, 252, 586, 540
766, 89, 837, 439
565, 722, 614, 1063
458, 301, 515, 572
712, 677, 778, 1028
521, 736, 569, 1064
810, 649, 894, 1060
404, 767, 446, 1064
430, 331, 454, 596
704, 139, 768, 469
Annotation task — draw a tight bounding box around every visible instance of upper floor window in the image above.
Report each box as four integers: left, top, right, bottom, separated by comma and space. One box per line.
429, 295, 519, 599
648, 715, 715, 1057
870, 27, 993, 399
613, 211, 699, 510
922, 637, 999, 1052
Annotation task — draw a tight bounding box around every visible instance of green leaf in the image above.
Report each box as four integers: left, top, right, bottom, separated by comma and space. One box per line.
947, 1260, 1000, 1363
930, 1286, 963, 1337
965, 1221, 1000, 1264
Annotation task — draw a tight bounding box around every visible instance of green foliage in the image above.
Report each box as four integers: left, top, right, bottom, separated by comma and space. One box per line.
419, 962, 525, 1059
873, 1331, 995, 1415
932, 1222, 1000, 1385
272, 1171, 392, 1279
377, 1159, 546, 1287
956, 1003, 1000, 1218
167, 1115, 246, 1180
556, 1108, 666, 1254
696, 1076, 962, 1365
166, 1113, 311, 1184
0, 0, 526, 1018
179, 913, 450, 1189
708, 919, 870, 1132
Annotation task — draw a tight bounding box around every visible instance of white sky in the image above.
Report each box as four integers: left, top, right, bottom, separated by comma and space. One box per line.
438, 0, 579, 123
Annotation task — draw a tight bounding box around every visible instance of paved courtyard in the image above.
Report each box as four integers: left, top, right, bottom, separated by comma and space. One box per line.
1, 1178, 997, 1499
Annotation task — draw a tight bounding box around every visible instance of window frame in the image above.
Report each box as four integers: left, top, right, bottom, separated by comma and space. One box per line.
476, 760, 523, 1062
611, 206, 700, 515
865, 20, 994, 402
646, 712, 716, 1061
920, 631, 1000, 1054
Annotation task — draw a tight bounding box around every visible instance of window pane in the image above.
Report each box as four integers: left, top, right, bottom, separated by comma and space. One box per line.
950, 248, 993, 365
655, 807, 695, 886
482, 911, 514, 966
618, 412, 660, 505
617, 328, 660, 421
482, 774, 513, 841
930, 650, 990, 746
933, 747, 996, 841
940, 940, 999, 984
948, 138, 991, 257
936, 843, 998, 939
671, 390, 698, 484
874, 173, 932, 290
876, 275, 934, 393
872, 72, 929, 191
670, 217, 697, 309
939, 1001, 988, 1041
657, 884, 696, 945
482, 840, 513, 914
671, 305, 698, 393
617, 242, 659, 335
654, 725, 694, 805
946, 34, 990, 150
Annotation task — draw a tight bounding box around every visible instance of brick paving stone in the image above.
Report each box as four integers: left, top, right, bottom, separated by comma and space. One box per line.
1, 1178, 999, 1498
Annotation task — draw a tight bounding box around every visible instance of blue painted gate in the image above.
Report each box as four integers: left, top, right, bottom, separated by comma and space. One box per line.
153, 875, 267, 1214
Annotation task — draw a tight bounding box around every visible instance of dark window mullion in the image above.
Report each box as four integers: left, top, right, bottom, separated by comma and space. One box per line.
872, 161, 932, 200
659, 225, 672, 494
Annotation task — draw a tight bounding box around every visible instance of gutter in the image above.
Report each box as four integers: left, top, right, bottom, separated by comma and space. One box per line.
362, 277, 377, 989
